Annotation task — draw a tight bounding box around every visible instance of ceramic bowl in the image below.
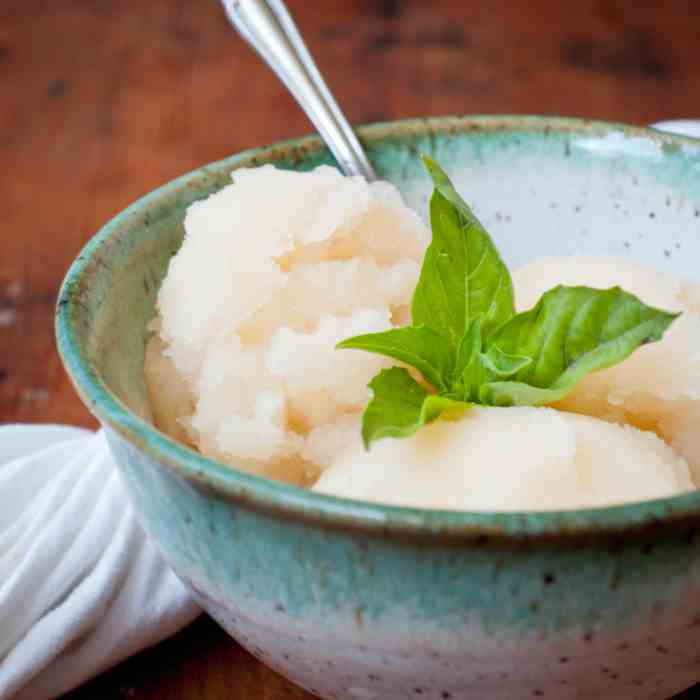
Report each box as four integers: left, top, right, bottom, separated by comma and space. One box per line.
57, 116, 700, 700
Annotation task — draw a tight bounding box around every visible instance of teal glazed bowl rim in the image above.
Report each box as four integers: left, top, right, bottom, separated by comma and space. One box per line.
56, 114, 700, 541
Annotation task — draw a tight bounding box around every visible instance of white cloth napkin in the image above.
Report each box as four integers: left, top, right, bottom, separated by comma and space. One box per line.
0, 425, 200, 700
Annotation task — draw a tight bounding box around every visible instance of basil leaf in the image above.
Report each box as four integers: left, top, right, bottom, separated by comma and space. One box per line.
480, 345, 532, 377
454, 319, 483, 401
361, 368, 431, 448
361, 368, 469, 448
455, 319, 482, 377
420, 394, 472, 422
414, 156, 515, 340
453, 320, 531, 400
481, 285, 679, 406
337, 326, 454, 391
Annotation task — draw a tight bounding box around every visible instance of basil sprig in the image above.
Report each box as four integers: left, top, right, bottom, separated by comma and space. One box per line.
338, 156, 679, 449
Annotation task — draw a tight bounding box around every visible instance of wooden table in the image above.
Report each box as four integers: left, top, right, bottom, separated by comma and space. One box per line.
2, 0, 700, 697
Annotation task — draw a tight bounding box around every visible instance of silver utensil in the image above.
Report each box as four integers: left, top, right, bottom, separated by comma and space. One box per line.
221, 0, 377, 181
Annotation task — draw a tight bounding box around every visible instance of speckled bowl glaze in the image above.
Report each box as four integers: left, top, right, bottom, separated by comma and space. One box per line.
57, 116, 700, 700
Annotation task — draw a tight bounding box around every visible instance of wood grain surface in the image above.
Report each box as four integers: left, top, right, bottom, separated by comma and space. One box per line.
2, 0, 699, 697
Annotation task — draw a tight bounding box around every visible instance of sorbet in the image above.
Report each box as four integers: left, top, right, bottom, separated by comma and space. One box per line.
312, 407, 694, 511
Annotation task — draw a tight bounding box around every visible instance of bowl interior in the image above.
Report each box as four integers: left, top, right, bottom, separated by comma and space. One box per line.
56, 115, 700, 535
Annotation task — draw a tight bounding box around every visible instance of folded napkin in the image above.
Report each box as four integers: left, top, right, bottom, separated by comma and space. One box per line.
0, 425, 200, 700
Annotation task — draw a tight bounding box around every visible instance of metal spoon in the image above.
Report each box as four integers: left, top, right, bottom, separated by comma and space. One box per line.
220, 0, 377, 181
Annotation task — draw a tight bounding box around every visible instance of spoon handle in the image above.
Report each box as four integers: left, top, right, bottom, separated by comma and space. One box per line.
221, 0, 377, 181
